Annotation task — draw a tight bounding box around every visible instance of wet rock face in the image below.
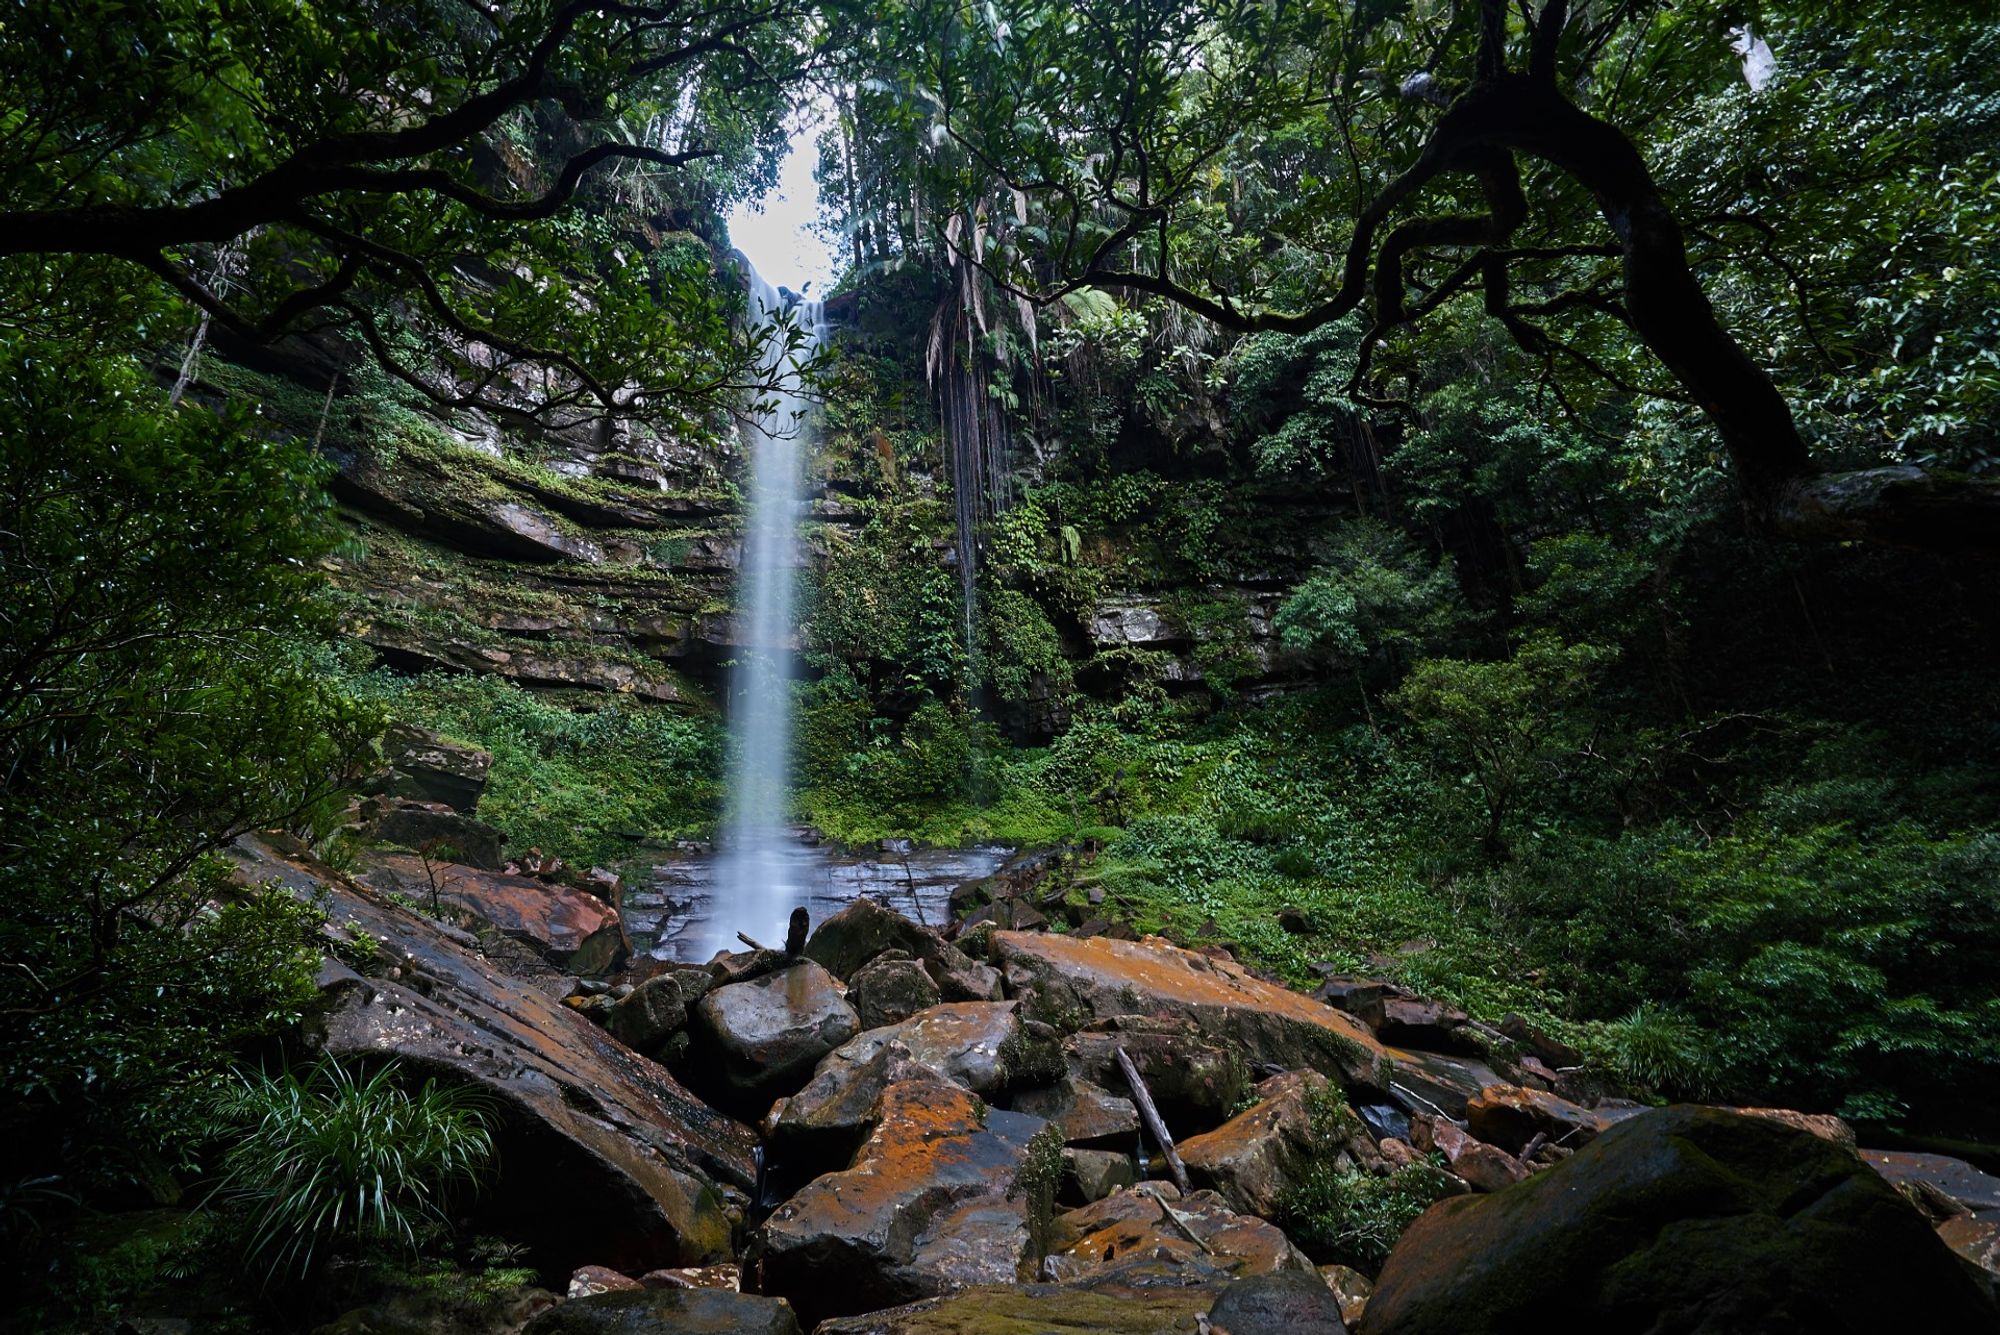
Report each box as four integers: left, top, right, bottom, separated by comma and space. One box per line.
1364, 1106, 2000, 1334
694, 960, 861, 1103
1042, 1183, 1314, 1284
522, 1287, 802, 1335
992, 932, 1388, 1094
360, 852, 629, 977
753, 1080, 1056, 1327
1063, 1017, 1249, 1130
1009, 1076, 1140, 1150
232, 835, 757, 1277
1462, 1084, 1632, 1155
364, 801, 507, 870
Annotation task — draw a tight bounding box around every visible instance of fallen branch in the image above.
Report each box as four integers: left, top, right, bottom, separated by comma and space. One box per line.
737, 930, 775, 952
1115, 1045, 1190, 1193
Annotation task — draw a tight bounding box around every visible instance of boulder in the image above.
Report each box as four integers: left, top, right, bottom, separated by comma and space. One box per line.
603, 973, 688, 1054
568, 1266, 642, 1298
1380, 1048, 1511, 1121
1064, 1017, 1250, 1130
638, 1264, 740, 1291
378, 723, 492, 813
1310, 977, 1391, 1031
366, 801, 506, 870
1940, 1215, 2000, 1280
361, 852, 628, 976
694, 960, 860, 1102
1363, 1106, 1999, 1333
1862, 1148, 2000, 1215
1374, 998, 1476, 1056
522, 1288, 801, 1335
752, 1080, 1058, 1327
1180, 1072, 1380, 1219
849, 952, 941, 1030
1735, 1106, 1855, 1147
232, 836, 757, 1277
772, 1003, 1025, 1162
1043, 1183, 1314, 1283
805, 896, 1000, 1001
1010, 1076, 1140, 1149
1205, 1271, 1349, 1335
1062, 1148, 1138, 1205
1415, 1117, 1528, 1193
812, 1267, 1222, 1335
992, 933, 1387, 1094
1463, 1084, 1628, 1155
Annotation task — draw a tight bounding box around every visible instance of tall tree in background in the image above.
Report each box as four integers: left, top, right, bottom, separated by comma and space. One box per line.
907, 0, 1999, 551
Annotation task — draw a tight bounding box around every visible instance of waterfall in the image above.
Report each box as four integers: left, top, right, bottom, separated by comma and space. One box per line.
940, 344, 1013, 685
712, 265, 824, 957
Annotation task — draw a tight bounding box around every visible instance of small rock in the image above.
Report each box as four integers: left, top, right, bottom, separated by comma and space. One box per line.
639, 1263, 741, 1290
568, 1264, 642, 1298
1319, 1264, 1373, 1327
1061, 1147, 1138, 1204
1276, 906, 1312, 936
849, 952, 941, 1030
1043, 1183, 1314, 1283
1206, 1270, 1350, 1335
1464, 1084, 1627, 1155
604, 973, 688, 1054
1010, 1076, 1141, 1148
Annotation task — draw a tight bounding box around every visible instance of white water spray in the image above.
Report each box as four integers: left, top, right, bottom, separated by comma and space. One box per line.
711, 265, 824, 957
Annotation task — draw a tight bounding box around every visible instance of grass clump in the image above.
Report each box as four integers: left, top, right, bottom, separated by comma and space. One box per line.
209, 1057, 495, 1286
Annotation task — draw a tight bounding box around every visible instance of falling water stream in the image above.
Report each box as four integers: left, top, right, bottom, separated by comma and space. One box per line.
709, 267, 823, 958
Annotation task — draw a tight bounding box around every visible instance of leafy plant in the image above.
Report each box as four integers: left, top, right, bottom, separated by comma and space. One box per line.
210, 1059, 495, 1286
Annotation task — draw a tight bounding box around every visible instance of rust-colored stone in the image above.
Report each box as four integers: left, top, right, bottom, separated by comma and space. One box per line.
1042, 1183, 1314, 1283
993, 932, 1389, 1093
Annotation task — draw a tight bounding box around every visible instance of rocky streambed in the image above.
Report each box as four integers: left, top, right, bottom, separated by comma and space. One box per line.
221, 830, 2000, 1335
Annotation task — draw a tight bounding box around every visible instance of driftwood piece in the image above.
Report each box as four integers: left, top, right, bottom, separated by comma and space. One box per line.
737, 930, 775, 952
1115, 1044, 1191, 1193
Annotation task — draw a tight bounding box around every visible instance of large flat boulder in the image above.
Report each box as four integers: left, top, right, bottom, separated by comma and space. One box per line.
1043, 1183, 1314, 1283
992, 933, 1387, 1093
231, 836, 757, 1276
694, 960, 860, 1103
1363, 1106, 1998, 1333
753, 1080, 1058, 1326
1065, 1017, 1250, 1131
1011, 1076, 1140, 1149
361, 852, 628, 976
1462, 1084, 1629, 1155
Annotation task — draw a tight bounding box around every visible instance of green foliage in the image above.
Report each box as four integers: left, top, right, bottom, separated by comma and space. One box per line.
0, 292, 376, 1197
349, 672, 722, 864
1275, 520, 1466, 673
209, 1058, 495, 1286
1278, 1084, 1455, 1269
1391, 635, 1612, 854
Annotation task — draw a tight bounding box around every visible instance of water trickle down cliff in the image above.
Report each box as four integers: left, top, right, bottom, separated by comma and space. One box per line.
713, 267, 824, 957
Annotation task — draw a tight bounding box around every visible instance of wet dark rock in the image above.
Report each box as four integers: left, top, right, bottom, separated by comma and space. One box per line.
1375, 997, 1477, 1055
365, 801, 507, 870
1205, 1271, 1349, 1335
1381, 1049, 1512, 1122
1064, 1017, 1250, 1132
1010, 1076, 1140, 1149
522, 1287, 801, 1335
1061, 1148, 1138, 1204
693, 960, 860, 1103
772, 1002, 1024, 1164
603, 973, 688, 1054
1364, 1106, 1999, 1334
849, 952, 941, 1030
1310, 977, 1393, 1032
1042, 1183, 1314, 1283
753, 1080, 1056, 1326
804, 895, 1002, 1002
811, 1266, 1223, 1335
1463, 1084, 1630, 1155
1862, 1148, 2000, 1215
232, 835, 757, 1276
